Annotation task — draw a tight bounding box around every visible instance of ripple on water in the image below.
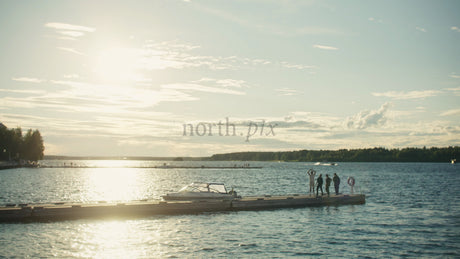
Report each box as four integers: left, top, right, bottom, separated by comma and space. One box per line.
1, 162, 459, 258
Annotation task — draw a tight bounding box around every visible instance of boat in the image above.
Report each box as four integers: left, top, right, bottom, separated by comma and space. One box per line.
314, 162, 338, 166
452, 159, 457, 164
161, 182, 239, 201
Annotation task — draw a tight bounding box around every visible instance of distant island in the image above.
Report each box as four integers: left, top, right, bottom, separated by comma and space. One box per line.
209, 147, 459, 163
44, 146, 459, 163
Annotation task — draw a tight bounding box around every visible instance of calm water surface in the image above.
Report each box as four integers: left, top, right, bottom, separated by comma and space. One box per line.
0, 161, 459, 258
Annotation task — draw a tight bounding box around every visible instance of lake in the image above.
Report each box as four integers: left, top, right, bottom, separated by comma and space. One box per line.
0, 161, 459, 258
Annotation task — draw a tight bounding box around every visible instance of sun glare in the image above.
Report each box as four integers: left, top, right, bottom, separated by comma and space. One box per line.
93, 47, 144, 83
87, 167, 142, 202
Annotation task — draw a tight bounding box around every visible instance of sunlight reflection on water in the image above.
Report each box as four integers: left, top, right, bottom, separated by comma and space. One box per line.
85, 168, 143, 202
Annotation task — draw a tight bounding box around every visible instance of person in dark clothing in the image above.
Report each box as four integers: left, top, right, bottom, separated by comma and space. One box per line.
316, 174, 324, 197
325, 174, 332, 196
333, 173, 340, 195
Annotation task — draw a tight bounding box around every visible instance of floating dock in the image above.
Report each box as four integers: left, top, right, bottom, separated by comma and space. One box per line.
0, 194, 365, 223
35, 166, 263, 169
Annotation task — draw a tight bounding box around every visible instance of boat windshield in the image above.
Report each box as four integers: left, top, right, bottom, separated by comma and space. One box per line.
178, 183, 227, 193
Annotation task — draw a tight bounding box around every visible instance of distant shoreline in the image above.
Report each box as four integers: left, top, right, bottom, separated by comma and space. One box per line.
43, 155, 204, 161
44, 146, 459, 163
1, 146, 457, 164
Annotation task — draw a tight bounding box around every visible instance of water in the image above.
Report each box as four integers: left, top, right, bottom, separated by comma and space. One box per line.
0, 161, 459, 258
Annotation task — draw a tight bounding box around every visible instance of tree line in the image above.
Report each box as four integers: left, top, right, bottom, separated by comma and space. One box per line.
209, 147, 459, 162
0, 124, 44, 161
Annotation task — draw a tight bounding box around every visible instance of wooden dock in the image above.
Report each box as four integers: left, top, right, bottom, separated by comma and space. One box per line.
36, 166, 263, 169
0, 194, 365, 223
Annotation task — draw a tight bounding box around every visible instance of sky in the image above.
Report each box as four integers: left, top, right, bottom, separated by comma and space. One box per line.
0, 0, 459, 157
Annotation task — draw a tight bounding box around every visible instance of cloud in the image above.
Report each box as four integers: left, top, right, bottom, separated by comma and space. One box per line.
372, 90, 441, 100
276, 88, 302, 96
451, 26, 460, 32
57, 31, 85, 37
416, 27, 427, 32
215, 79, 247, 88
268, 111, 341, 130
162, 83, 246, 95
440, 109, 460, 116
45, 22, 95, 40
63, 74, 79, 79
57, 47, 86, 56
0, 89, 44, 94
48, 80, 197, 110
12, 77, 45, 83
449, 73, 460, 79
280, 62, 316, 70
102, 40, 315, 72
313, 44, 338, 50
45, 22, 95, 33
444, 86, 460, 96
368, 17, 384, 23
193, 78, 248, 88
346, 102, 392, 129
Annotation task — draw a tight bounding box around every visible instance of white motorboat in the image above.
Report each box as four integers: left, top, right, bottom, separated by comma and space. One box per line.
162, 182, 238, 201
314, 162, 338, 166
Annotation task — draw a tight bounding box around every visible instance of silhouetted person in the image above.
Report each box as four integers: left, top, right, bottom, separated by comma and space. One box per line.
325, 174, 332, 196
333, 173, 340, 195
307, 169, 316, 194
316, 174, 323, 197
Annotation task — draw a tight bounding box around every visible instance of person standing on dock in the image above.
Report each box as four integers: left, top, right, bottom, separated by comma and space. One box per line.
316, 174, 324, 197
307, 169, 316, 194
325, 174, 332, 196
333, 173, 340, 195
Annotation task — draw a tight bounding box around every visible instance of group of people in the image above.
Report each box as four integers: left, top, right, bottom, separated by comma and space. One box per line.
307, 169, 340, 197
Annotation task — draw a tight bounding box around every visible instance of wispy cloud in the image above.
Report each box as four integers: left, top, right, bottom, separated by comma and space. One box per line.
368, 17, 384, 23
45, 22, 95, 33
313, 44, 338, 50
193, 78, 249, 89
95, 40, 314, 73
63, 74, 80, 79
12, 77, 45, 83
416, 27, 427, 32
444, 86, 460, 96
451, 26, 460, 32
449, 72, 460, 79
440, 109, 460, 116
162, 83, 245, 95
45, 22, 95, 40
372, 90, 441, 100
276, 88, 302, 96
57, 47, 86, 56
280, 62, 316, 70
57, 31, 85, 37
0, 89, 44, 94
214, 79, 248, 88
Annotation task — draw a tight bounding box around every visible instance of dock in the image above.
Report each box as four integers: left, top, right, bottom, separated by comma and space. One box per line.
38, 165, 262, 169
0, 194, 365, 223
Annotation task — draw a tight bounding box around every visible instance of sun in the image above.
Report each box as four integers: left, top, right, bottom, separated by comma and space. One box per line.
93, 47, 144, 84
